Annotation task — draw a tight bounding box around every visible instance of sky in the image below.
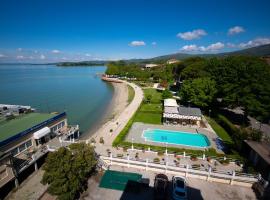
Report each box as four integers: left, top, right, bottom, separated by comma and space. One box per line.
0, 0, 270, 63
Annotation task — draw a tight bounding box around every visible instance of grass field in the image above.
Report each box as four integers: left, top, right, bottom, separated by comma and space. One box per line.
206, 116, 233, 144
127, 85, 135, 104
139, 103, 162, 112
133, 88, 163, 124
143, 88, 162, 103
134, 111, 162, 124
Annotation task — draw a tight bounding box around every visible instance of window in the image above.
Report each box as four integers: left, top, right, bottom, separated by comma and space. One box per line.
19, 143, 26, 152
11, 148, 19, 156
25, 140, 32, 148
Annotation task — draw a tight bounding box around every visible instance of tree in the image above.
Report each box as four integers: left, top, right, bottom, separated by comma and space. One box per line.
145, 94, 152, 103
162, 89, 173, 99
207, 56, 270, 121
42, 143, 97, 200
180, 77, 217, 108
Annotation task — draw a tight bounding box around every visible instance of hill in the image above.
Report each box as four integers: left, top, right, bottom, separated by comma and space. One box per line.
54, 44, 270, 66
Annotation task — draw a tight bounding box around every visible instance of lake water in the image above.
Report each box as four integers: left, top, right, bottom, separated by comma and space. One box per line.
0, 64, 113, 136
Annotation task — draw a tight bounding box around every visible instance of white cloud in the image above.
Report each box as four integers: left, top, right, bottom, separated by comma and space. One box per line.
0, 54, 6, 58
51, 49, 61, 54
177, 29, 207, 40
129, 41, 146, 46
228, 26, 245, 35
151, 42, 157, 45
206, 42, 225, 51
181, 45, 199, 51
238, 37, 270, 48
180, 42, 225, 52
85, 53, 91, 57
17, 48, 22, 52
16, 55, 24, 59
227, 42, 236, 48
40, 54, 45, 60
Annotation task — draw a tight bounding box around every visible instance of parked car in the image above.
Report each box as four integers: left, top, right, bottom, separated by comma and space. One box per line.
154, 174, 169, 199
172, 176, 187, 200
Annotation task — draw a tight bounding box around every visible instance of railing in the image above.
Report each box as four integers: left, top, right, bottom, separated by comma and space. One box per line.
99, 155, 259, 187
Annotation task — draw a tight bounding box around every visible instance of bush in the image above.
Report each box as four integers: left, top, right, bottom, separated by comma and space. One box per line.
153, 157, 160, 163
190, 155, 198, 161
220, 159, 230, 165
157, 151, 164, 156
90, 138, 96, 143
99, 137, 104, 144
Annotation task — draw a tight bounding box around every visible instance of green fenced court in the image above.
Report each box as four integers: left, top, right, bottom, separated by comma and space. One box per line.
99, 170, 142, 191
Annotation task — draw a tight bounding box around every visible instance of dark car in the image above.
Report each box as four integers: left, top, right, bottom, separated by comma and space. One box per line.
154, 174, 169, 200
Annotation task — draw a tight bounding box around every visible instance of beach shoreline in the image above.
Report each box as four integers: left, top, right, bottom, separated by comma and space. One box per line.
80, 82, 128, 139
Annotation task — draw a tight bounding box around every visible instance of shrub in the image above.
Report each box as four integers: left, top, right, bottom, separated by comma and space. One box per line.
90, 138, 96, 143
190, 155, 198, 161
99, 137, 104, 144
153, 157, 160, 163
117, 154, 123, 158
220, 159, 230, 165
157, 151, 164, 156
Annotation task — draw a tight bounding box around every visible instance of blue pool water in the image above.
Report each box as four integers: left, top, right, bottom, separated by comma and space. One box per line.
143, 129, 210, 148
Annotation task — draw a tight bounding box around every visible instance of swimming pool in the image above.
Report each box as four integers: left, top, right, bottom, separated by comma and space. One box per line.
142, 129, 210, 148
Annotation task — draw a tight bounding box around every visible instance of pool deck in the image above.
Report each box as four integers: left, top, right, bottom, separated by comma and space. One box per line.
126, 122, 222, 152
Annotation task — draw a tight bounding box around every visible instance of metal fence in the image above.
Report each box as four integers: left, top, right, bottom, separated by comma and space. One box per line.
99, 154, 259, 186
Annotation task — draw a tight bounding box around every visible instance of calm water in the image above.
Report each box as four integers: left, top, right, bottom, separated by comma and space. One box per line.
143, 129, 210, 148
0, 64, 113, 135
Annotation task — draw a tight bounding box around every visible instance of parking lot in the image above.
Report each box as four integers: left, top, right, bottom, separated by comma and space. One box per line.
81, 166, 257, 200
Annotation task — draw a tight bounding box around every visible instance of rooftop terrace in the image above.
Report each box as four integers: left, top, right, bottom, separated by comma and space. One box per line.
0, 112, 57, 142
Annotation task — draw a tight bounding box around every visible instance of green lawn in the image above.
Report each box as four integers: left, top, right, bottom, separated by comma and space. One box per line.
139, 103, 162, 112
134, 111, 162, 124
143, 88, 162, 103
206, 116, 233, 144
127, 85, 135, 104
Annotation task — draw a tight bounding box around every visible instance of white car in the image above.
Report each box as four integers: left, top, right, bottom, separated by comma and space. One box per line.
172, 176, 187, 200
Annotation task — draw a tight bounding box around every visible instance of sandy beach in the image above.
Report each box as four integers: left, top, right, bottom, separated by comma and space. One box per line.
80, 82, 129, 139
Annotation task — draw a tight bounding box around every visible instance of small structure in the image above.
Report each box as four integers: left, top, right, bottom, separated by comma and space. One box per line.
167, 59, 180, 65
153, 83, 165, 91
144, 64, 159, 68
163, 98, 202, 126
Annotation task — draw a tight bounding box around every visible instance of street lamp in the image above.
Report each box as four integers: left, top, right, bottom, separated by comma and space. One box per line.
209, 109, 211, 118
132, 138, 134, 150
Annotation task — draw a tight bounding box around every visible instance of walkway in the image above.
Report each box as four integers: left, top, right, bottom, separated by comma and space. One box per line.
6, 170, 47, 200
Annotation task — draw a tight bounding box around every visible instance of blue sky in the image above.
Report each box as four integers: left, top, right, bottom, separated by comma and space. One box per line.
0, 0, 270, 63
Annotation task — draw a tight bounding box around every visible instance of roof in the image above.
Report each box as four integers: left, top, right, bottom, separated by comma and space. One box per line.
145, 64, 158, 68
164, 98, 178, 107
245, 140, 270, 165
178, 106, 202, 117
0, 112, 57, 142
164, 106, 179, 114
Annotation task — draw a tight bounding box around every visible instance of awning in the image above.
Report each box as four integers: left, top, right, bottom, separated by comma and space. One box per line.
33, 127, 50, 139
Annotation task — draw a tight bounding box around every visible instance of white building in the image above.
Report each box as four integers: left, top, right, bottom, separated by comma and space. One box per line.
144, 64, 159, 68
163, 98, 202, 126
167, 59, 180, 64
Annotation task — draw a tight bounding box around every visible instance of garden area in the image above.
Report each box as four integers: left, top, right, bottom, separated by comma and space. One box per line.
133, 88, 163, 125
